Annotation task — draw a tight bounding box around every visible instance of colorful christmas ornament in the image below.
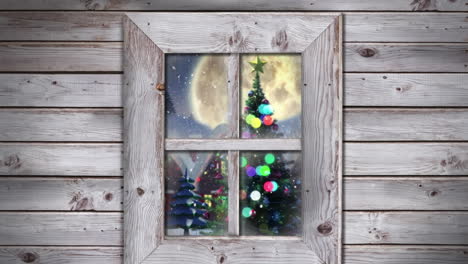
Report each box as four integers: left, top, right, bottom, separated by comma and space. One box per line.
246, 165, 256, 177
248, 91, 254, 97
245, 114, 255, 124
262, 99, 269, 104
263, 181, 279, 192
264, 153, 275, 164
250, 190, 261, 201
242, 207, 253, 218
241, 157, 248, 168
263, 115, 273, 126
250, 117, 262, 129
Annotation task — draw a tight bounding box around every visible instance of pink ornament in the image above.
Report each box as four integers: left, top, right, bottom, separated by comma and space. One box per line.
242, 131, 251, 138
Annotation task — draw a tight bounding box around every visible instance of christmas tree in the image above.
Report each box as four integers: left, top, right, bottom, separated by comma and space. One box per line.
240, 56, 301, 235
169, 168, 209, 235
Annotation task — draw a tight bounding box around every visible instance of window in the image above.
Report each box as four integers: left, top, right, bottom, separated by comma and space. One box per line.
124, 13, 342, 264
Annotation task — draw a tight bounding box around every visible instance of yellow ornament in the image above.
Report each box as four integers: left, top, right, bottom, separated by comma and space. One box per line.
245, 114, 255, 125
250, 117, 261, 129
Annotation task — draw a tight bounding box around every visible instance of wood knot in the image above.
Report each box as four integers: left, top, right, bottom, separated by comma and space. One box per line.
156, 83, 165, 91
104, 193, 113, 201
429, 190, 439, 197
317, 222, 333, 235
271, 29, 289, 51
19, 252, 37, 263
3, 154, 22, 169
136, 187, 145, 196
358, 48, 376, 57
440, 160, 447, 167
217, 254, 227, 264
228, 30, 244, 48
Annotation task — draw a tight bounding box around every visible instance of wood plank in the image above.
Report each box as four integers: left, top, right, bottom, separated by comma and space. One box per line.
345, 143, 468, 175
0, 0, 464, 11
345, 44, 468, 72
344, 177, 468, 210
0, 178, 122, 211
0, 42, 122, 72
0, 109, 122, 142
127, 13, 337, 53
344, 73, 468, 106
0, 212, 122, 246
344, 246, 468, 264
302, 16, 342, 264
0, 12, 122, 41
165, 139, 301, 151
345, 13, 468, 43
345, 108, 468, 141
123, 17, 164, 263
0, 143, 122, 176
345, 211, 468, 244
0, 74, 122, 107
0, 247, 123, 264
227, 151, 239, 236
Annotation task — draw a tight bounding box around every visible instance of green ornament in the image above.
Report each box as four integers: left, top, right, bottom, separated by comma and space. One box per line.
264, 153, 275, 164
241, 157, 248, 168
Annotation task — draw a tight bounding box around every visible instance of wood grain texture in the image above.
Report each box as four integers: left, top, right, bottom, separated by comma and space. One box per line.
0, 178, 122, 211
145, 239, 319, 264
0, 42, 122, 72
165, 139, 301, 150
345, 143, 468, 175
302, 16, 342, 264
123, 16, 164, 264
226, 54, 239, 138
0, 12, 122, 41
0, 74, 122, 107
227, 151, 239, 235
345, 13, 468, 43
0, 0, 465, 11
344, 73, 468, 106
0, 212, 122, 246
0, 109, 122, 141
345, 44, 468, 72
345, 108, 468, 141
127, 13, 337, 53
0, 247, 123, 264
344, 246, 468, 264
0, 143, 122, 176
345, 212, 468, 244
345, 177, 468, 210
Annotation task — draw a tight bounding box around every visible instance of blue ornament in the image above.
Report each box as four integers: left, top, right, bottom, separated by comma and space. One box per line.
248, 91, 254, 97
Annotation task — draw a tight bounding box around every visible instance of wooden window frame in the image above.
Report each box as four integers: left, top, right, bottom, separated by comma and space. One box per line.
123, 12, 342, 264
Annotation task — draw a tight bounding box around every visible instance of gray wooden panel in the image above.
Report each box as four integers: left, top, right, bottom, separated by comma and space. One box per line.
302, 16, 343, 264
0, 74, 122, 107
344, 246, 468, 264
0, 178, 122, 211
0, 143, 122, 176
0, 213, 122, 246
345, 109, 468, 141
0, 109, 122, 141
0, 12, 122, 41
0, 247, 122, 264
123, 17, 164, 263
0, 42, 122, 72
128, 13, 336, 53
1, 13, 467, 43
345, 177, 468, 210
344, 73, 468, 106
0, 0, 464, 11
345, 44, 468, 72
345, 13, 468, 43
165, 139, 301, 150
345, 143, 468, 175
345, 212, 468, 244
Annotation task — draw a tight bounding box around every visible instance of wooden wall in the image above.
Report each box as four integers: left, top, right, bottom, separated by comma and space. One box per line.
0, 1, 467, 263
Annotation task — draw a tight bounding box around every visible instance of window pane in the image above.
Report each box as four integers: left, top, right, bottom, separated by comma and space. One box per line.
241, 55, 302, 139
166, 54, 230, 138
239, 151, 302, 236
165, 151, 228, 236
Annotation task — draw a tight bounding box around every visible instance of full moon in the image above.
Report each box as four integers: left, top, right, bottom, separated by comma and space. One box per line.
190, 54, 301, 129
190, 55, 228, 129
